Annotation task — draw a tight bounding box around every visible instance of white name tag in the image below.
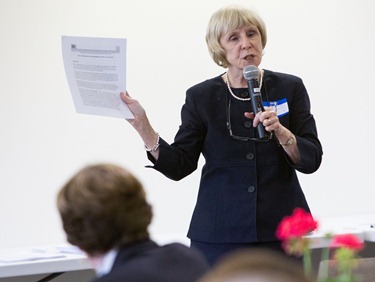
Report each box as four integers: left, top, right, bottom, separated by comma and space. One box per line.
263, 98, 289, 117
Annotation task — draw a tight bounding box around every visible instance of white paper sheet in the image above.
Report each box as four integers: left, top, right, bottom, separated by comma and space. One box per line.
62, 35, 133, 119
0, 245, 85, 264
0, 250, 65, 263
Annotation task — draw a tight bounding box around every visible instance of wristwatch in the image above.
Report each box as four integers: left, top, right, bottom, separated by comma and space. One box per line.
279, 135, 294, 146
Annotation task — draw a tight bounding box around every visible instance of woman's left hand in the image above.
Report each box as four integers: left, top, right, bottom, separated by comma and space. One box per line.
244, 109, 281, 134
245, 109, 301, 164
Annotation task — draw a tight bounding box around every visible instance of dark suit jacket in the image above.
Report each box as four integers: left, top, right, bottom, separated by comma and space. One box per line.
148, 70, 323, 243
94, 240, 209, 282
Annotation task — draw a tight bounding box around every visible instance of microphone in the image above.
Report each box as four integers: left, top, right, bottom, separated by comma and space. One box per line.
243, 65, 269, 140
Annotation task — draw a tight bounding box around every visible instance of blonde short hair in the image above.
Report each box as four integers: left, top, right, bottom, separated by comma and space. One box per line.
206, 6, 267, 68
198, 249, 313, 282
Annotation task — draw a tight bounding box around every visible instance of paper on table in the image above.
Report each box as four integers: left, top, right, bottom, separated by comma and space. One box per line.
0, 251, 65, 263
62, 35, 134, 119
55, 245, 85, 255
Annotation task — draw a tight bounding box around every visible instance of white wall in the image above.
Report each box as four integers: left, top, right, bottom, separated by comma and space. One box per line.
1, 0, 374, 249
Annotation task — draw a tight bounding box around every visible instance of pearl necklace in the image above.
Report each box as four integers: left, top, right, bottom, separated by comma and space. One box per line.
225, 69, 264, 101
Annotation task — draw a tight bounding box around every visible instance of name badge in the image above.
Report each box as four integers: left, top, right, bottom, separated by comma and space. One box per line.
263, 98, 289, 117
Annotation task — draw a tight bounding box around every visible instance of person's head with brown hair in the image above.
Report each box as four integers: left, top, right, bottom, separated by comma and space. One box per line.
198, 248, 313, 282
57, 163, 152, 256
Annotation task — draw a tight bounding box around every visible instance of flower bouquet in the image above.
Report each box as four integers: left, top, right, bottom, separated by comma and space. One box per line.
276, 208, 364, 282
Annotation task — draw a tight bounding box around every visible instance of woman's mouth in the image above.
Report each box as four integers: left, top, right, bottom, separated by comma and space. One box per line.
243, 54, 254, 60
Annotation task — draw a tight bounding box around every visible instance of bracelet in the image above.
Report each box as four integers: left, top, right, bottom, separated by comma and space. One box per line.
144, 132, 160, 152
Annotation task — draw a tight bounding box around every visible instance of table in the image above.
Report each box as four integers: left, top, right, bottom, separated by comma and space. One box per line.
306, 213, 375, 248
0, 245, 95, 282
302, 213, 375, 277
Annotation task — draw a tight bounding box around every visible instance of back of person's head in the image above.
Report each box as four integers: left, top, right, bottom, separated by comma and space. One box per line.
57, 163, 152, 256
198, 249, 313, 282
206, 5, 267, 68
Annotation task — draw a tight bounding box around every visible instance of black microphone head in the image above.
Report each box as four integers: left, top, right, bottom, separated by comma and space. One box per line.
243, 65, 259, 80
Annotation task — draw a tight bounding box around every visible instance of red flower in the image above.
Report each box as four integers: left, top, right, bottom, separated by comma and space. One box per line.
276, 208, 318, 240
330, 234, 364, 251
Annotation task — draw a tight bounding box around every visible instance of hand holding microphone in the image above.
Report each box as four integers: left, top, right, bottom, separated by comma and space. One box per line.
243, 65, 270, 141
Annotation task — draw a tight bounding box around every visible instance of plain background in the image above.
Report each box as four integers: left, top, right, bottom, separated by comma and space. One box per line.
1, 0, 374, 249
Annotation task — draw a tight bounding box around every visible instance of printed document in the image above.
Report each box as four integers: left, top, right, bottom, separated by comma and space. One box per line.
62, 36, 133, 119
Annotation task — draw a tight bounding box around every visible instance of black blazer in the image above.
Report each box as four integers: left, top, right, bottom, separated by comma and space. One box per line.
148, 70, 323, 243
94, 240, 209, 282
